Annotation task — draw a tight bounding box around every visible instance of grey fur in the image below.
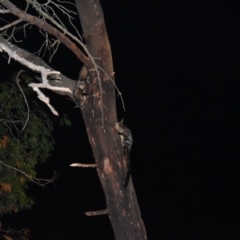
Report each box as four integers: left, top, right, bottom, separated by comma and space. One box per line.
73, 66, 89, 109
114, 122, 133, 187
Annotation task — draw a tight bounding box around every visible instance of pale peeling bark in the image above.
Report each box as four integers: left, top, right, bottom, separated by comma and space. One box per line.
0, 36, 75, 115
3, 36, 77, 97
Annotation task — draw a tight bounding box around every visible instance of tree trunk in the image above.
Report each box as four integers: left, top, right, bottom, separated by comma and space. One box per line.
75, 0, 147, 239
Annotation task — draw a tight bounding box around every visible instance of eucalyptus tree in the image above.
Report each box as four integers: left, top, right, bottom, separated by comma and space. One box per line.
0, 1, 147, 239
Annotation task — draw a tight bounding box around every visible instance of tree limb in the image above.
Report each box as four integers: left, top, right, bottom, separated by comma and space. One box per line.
16, 70, 30, 132
0, 35, 76, 98
0, 8, 9, 13
0, 0, 89, 65
0, 18, 22, 31
0, 36, 76, 114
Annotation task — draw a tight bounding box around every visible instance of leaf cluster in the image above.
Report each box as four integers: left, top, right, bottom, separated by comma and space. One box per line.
0, 73, 54, 216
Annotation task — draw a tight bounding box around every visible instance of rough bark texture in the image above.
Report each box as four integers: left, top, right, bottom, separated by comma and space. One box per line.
75, 0, 147, 239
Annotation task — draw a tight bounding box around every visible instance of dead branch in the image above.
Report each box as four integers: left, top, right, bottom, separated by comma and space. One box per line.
70, 163, 97, 168
0, 40, 71, 115
0, 18, 22, 31
0, 35, 76, 97
0, 0, 89, 65
0, 2, 126, 122
26, 0, 83, 42
16, 70, 29, 132
85, 209, 109, 216
0, 8, 9, 13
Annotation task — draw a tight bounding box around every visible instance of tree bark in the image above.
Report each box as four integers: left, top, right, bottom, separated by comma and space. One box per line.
0, 0, 147, 238
75, 0, 147, 239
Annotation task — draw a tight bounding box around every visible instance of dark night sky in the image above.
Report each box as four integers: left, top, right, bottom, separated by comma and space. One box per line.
1, 1, 240, 240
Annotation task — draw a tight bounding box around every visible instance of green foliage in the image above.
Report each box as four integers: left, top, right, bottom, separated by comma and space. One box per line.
59, 114, 72, 127
0, 73, 54, 216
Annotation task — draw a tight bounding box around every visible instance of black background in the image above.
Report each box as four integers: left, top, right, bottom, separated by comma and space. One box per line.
1, 1, 240, 239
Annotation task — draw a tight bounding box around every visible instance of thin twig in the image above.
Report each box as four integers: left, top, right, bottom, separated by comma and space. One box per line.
15, 70, 30, 132
97, 66, 126, 111
0, 18, 22, 31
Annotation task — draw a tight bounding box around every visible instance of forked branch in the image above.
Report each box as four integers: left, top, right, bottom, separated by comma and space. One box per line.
0, 41, 71, 115
0, 0, 89, 64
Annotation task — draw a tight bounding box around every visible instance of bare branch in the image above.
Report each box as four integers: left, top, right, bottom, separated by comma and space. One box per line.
15, 70, 30, 132
0, 8, 9, 13
70, 163, 97, 168
26, 0, 83, 46
49, 39, 60, 62
29, 85, 58, 115
24, 0, 106, 97
26, 1, 121, 120
97, 65, 126, 111
0, 0, 89, 64
1, 1, 125, 122
0, 40, 71, 115
85, 209, 109, 216
0, 18, 22, 31
30, 0, 82, 41
2, 22, 30, 42
0, 35, 76, 96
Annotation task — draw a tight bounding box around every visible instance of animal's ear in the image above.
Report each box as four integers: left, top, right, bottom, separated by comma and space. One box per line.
120, 118, 124, 123
79, 65, 88, 80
